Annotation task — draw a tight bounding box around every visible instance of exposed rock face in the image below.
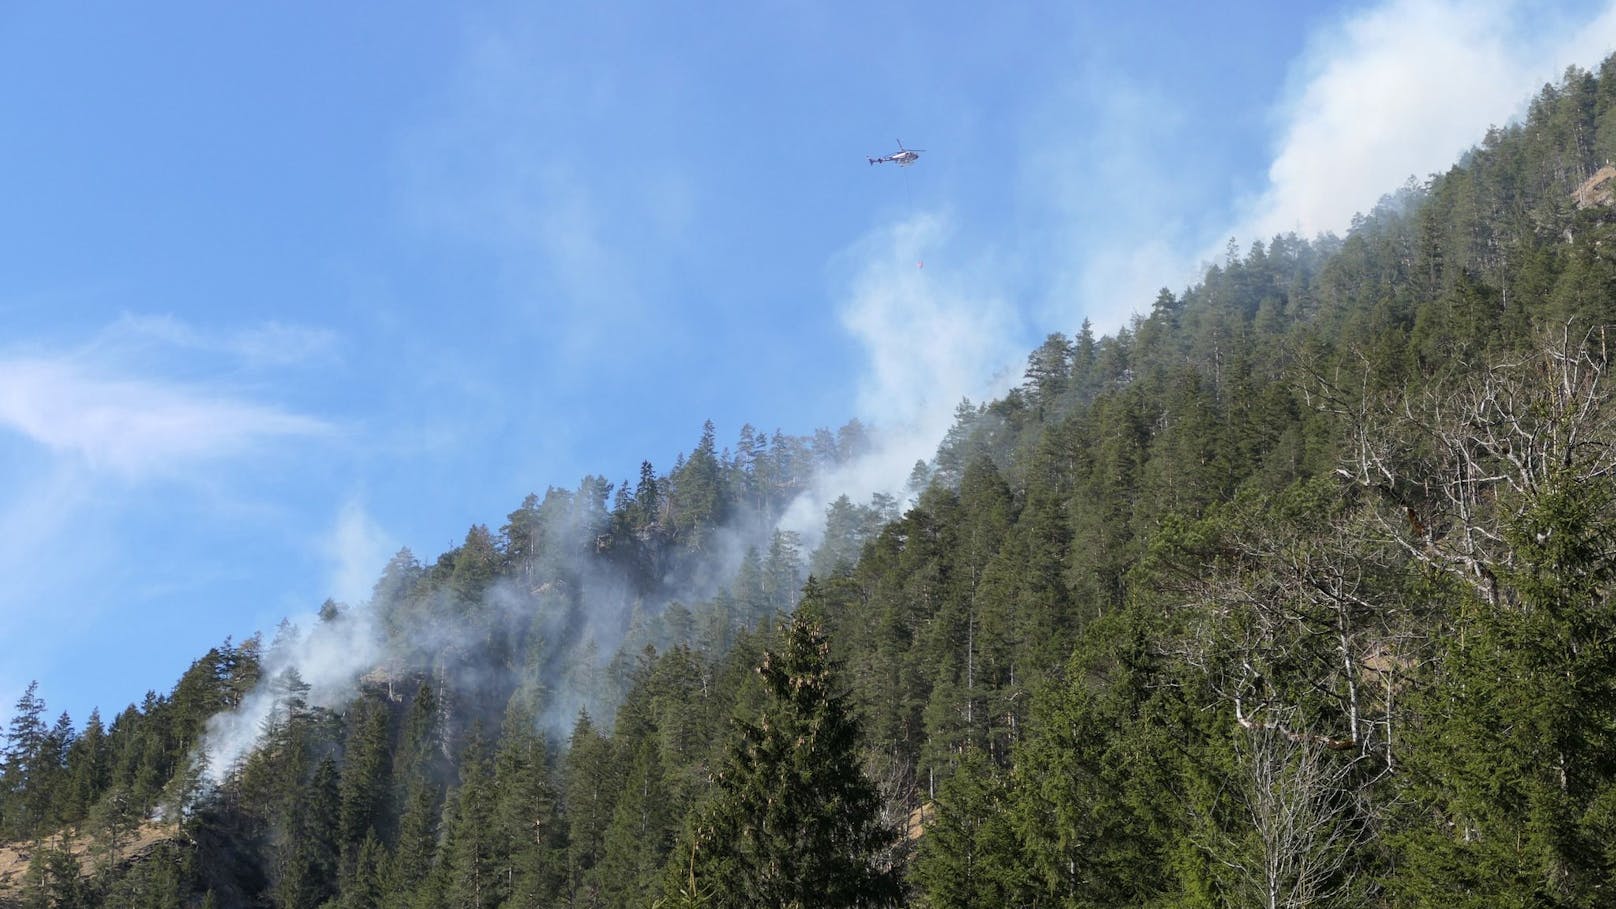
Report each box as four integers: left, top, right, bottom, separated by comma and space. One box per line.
1574, 164, 1616, 208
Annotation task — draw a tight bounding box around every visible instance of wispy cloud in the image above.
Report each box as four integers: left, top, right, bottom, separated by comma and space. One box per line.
99, 313, 340, 369
0, 311, 336, 479
0, 355, 329, 478
397, 24, 695, 363
0, 317, 337, 720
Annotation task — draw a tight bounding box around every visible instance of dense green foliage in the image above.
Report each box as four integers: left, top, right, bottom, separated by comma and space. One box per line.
11, 58, 1616, 908
666, 601, 901, 908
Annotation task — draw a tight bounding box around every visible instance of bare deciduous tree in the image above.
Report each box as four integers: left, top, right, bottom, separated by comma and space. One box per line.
1216, 714, 1376, 909
1309, 323, 1616, 608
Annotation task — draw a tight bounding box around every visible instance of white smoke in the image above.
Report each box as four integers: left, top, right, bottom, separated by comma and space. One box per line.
779, 213, 1026, 544
324, 500, 395, 610
197, 501, 391, 783
200, 605, 381, 784
196, 478, 792, 779
1231, 0, 1616, 244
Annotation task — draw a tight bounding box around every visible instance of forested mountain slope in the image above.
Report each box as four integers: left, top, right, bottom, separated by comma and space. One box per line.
9, 58, 1616, 908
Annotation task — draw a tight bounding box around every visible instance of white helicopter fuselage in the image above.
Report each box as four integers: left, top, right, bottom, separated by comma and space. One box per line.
870, 141, 923, 167
870, 151, 920, 166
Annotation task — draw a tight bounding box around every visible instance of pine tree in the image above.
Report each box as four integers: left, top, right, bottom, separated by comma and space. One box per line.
272, 755, 341, 909
1393, 478, 1616, 906
564, 711, 619, 906
66, 708, 110, 821
443, 731, 499, 909
671, 419, 727, 552
386, 776, 440, 908
600, 739, 674, 906
1023, 331, 1074, 416
338, 694, 393, 852
101, 842, 192, 909
386, 683, 445, 908
500, 492, 543, 581
492, 699, 564, 907
18, 839, 91, 909
671, 606, 902, 908
810, 495, 866, 579
339, 832, 387, 909
761, 531, 803, 615
912, 750, 1026, 908
1009, 611, 1172, 907
2, 681, 50, 837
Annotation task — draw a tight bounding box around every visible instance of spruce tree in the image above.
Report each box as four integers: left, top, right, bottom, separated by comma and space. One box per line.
564, 711, 618, 906
339, 832, 387, 909
442, 731, 499, 909
671, 604, 901, 908
18, 840, 91, 909
66, 708, 110, 822
386, 777, 440, 909
600, 739, 674, 906
912, 750, 1026, 909
337, 695, 393, 853
492, 700, 564, 907
2, 681, 50, 837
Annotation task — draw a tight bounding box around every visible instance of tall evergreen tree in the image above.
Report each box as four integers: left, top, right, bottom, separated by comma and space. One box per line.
491, 699, 565, 907
564, 711, 619, 907
337, 694, 393, 863
671, 602, 902, 908
600, 739, 674, 906
912, 751, 1026, 909
442, 732, 500, 909
2, 681, 50, 837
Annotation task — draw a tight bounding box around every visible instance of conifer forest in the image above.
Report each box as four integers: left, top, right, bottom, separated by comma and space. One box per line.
14, 54, 1616, 909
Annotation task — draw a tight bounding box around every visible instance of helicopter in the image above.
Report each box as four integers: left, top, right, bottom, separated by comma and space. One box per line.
868, 139, 924, 167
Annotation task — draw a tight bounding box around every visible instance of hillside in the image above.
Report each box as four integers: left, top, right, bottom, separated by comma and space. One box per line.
0, 822, 180, 908
8, 56, 1616, 908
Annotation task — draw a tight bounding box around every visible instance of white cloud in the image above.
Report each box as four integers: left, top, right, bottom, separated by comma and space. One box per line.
0, 318, 341, 733
0, 318, 333, 629
0, 355, 329, 477
100, 313, 339, 368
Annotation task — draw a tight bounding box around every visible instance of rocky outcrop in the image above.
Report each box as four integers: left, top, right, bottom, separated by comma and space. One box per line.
1574, 164, 1616, 208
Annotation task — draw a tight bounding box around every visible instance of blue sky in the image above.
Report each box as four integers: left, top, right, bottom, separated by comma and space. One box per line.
4, 0, 1615, 729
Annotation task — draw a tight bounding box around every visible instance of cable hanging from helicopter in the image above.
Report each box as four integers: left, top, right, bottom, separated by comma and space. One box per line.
867, 140, 927, 266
